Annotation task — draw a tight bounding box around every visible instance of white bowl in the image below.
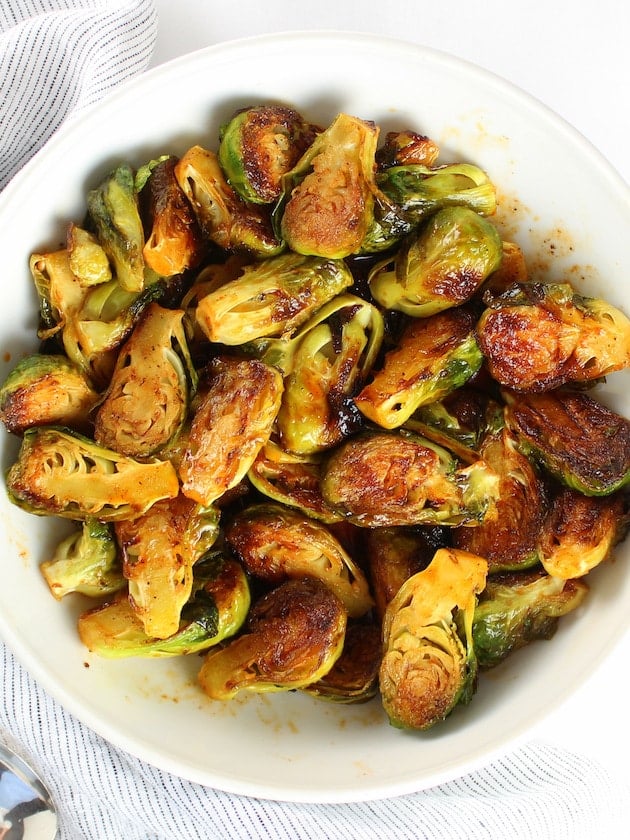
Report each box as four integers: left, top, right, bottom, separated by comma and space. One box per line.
0, 32, 628, 803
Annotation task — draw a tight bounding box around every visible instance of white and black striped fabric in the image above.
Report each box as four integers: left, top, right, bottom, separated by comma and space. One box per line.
0, 0, 158, 190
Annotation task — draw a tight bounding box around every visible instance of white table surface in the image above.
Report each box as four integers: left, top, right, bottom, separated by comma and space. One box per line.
147, 0, 630, 788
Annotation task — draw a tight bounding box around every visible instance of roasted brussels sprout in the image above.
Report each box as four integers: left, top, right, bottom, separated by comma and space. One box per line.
278, 112, 379, 258
369, 206, 502, 316
40, 518, 124, 600
194, 251, 353, 345
218, 105, 319, 204
472, 570, 589, 670
86, 163, 146, 292
320, 430, 499, 528
178, 357, 283, 505
476, 282, 630, 391
198, 577, 347, 699
115, 494, 220, 639
6, 426, 179, 521
30, 248, 85, 342
225, 502, 373, 617
376, 130, 440, 169
140, 155, 205, 276
276, 295, 383, 453
302, 620, 381, 703
379, 547, 488, 729
452, 427, 548, 572
67, 223, 112, 287
504, 389, 630, 496
247, 439, 344, 523
538, 485, 629, 578
94, 303, 197, 457
354, 307, 483, 430
78, 552, 249, 658
0, 354, 99, 435
174, 144, 283, 256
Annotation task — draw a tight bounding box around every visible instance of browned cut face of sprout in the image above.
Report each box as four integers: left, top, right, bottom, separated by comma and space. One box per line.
2, 103, 629, 730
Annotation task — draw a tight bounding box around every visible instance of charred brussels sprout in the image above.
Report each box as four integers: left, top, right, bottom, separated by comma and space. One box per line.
86, 163, 146, 292
354, 308, 483, 430
472, 570, 589, 670
320, 430, 499, 528
0, 354, 99, 435
198, 577, 347, 699
115, 494, 220, 639
379, 547, 488, 730
194, 252, 353, 345
303, 621, 381, 703
369, 206, 502, 316
218, 105, 319, 204
140, 155, 205, 276
94, 303, 197, 457
376, 162, 497, 222
278, 112, 379, 258
452, 427, 549, 572
6, 426, 179, 521
477, 282, 630, 391
225, 502, 373, 617
276, 294, 383, 453
505, 389, 630, 496
174, 145, 283, 256
178, 357, 283, 506
538, 485, 629, 579
376, 131, 440, 169
40, 519, 124, 600
78, 553, 249, 658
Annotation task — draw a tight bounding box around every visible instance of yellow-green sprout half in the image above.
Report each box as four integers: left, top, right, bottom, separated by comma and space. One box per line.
278, 112, 380, 258
198, 577, 347, 700
78, 552, 249, 658
225, 502, 374, 618
6, 426, 179, 521
94, 303, 197, 457
115, 494, 220, 639
379, 547, 488, 729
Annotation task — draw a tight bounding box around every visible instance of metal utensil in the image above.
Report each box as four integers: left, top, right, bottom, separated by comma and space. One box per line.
0, 741, 57, 840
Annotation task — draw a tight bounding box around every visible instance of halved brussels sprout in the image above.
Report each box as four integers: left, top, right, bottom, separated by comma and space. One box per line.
472, 570, 589, 670
94, 303, 197, 457
225, 502, 373, 617
404, 388, 504, 464
303, 621, 381, 704
67, 224, 112, 287
198, 577, 347, 699
140, 155, 205, 276
277, 112, 379, 258
276, 295, 383, 453
30, 249, 85, 342
194, 252, 353, 345
376, 131, 440, 169
0, 354, 99, 435
376, 162, 497, 222
178, 357, 283, 505
174, 145, 283, 256
481, 241, 529, 295
6, 426, 179, 521
379, 547, 488, 729
354, 307, 483, 430
40, 518, 124, 600
320, 429, 499, 528
477, 282, 630, 391
538, 485, 629, 578
86, 163, 146, 292
452, 427, 548, 572
247, 438, 344, 523
369, 206, 502, 316
365, 525, 448, 621
218, 105, 319, 204
504, 389, 630, 496
78, 552, 249, 657
115, 494, 220, 639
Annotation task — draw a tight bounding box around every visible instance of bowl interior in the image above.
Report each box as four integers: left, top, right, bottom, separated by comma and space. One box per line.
0, 32, 628, 802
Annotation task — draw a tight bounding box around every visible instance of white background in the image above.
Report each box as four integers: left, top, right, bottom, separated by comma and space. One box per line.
148, 0, 630, 786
